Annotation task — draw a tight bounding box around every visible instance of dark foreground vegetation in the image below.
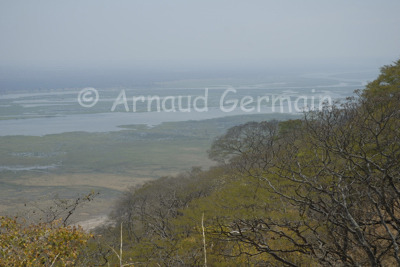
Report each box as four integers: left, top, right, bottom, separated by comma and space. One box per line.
1, 59, 400, 266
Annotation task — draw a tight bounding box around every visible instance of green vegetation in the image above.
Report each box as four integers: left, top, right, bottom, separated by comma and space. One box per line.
2, 60, 398, 265
87, 59, 400, 266
0, 112, 297, 220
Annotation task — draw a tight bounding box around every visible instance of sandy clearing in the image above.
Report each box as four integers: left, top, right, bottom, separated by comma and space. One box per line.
73, 215, 114, 232
9, 173, 151, 191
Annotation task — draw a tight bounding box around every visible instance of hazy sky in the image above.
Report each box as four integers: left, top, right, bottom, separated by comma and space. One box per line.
0, 0, 399, 70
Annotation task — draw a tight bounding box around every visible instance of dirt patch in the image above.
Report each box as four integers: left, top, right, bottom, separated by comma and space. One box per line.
74, 215, 114, 232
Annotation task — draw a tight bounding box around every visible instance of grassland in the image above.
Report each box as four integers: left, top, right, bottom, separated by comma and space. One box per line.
0, 113, 299, 222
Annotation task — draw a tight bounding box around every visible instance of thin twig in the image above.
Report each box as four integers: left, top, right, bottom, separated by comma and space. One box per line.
202, 212, 207, 267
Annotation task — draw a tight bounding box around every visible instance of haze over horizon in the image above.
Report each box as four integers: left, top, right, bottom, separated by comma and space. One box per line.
0, 1, 399, 89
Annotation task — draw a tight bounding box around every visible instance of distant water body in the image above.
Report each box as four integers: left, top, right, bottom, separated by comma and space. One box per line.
0, 69, 379, 136
0, 108, 281, 136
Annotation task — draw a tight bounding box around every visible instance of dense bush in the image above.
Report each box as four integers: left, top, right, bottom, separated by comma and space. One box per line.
0, 217, 91, 266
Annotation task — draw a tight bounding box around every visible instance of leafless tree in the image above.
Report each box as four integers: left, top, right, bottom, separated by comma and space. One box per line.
210, 88, 400, 266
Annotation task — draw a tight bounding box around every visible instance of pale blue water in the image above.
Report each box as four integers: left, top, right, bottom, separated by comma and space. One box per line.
0, 70, 378, 136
